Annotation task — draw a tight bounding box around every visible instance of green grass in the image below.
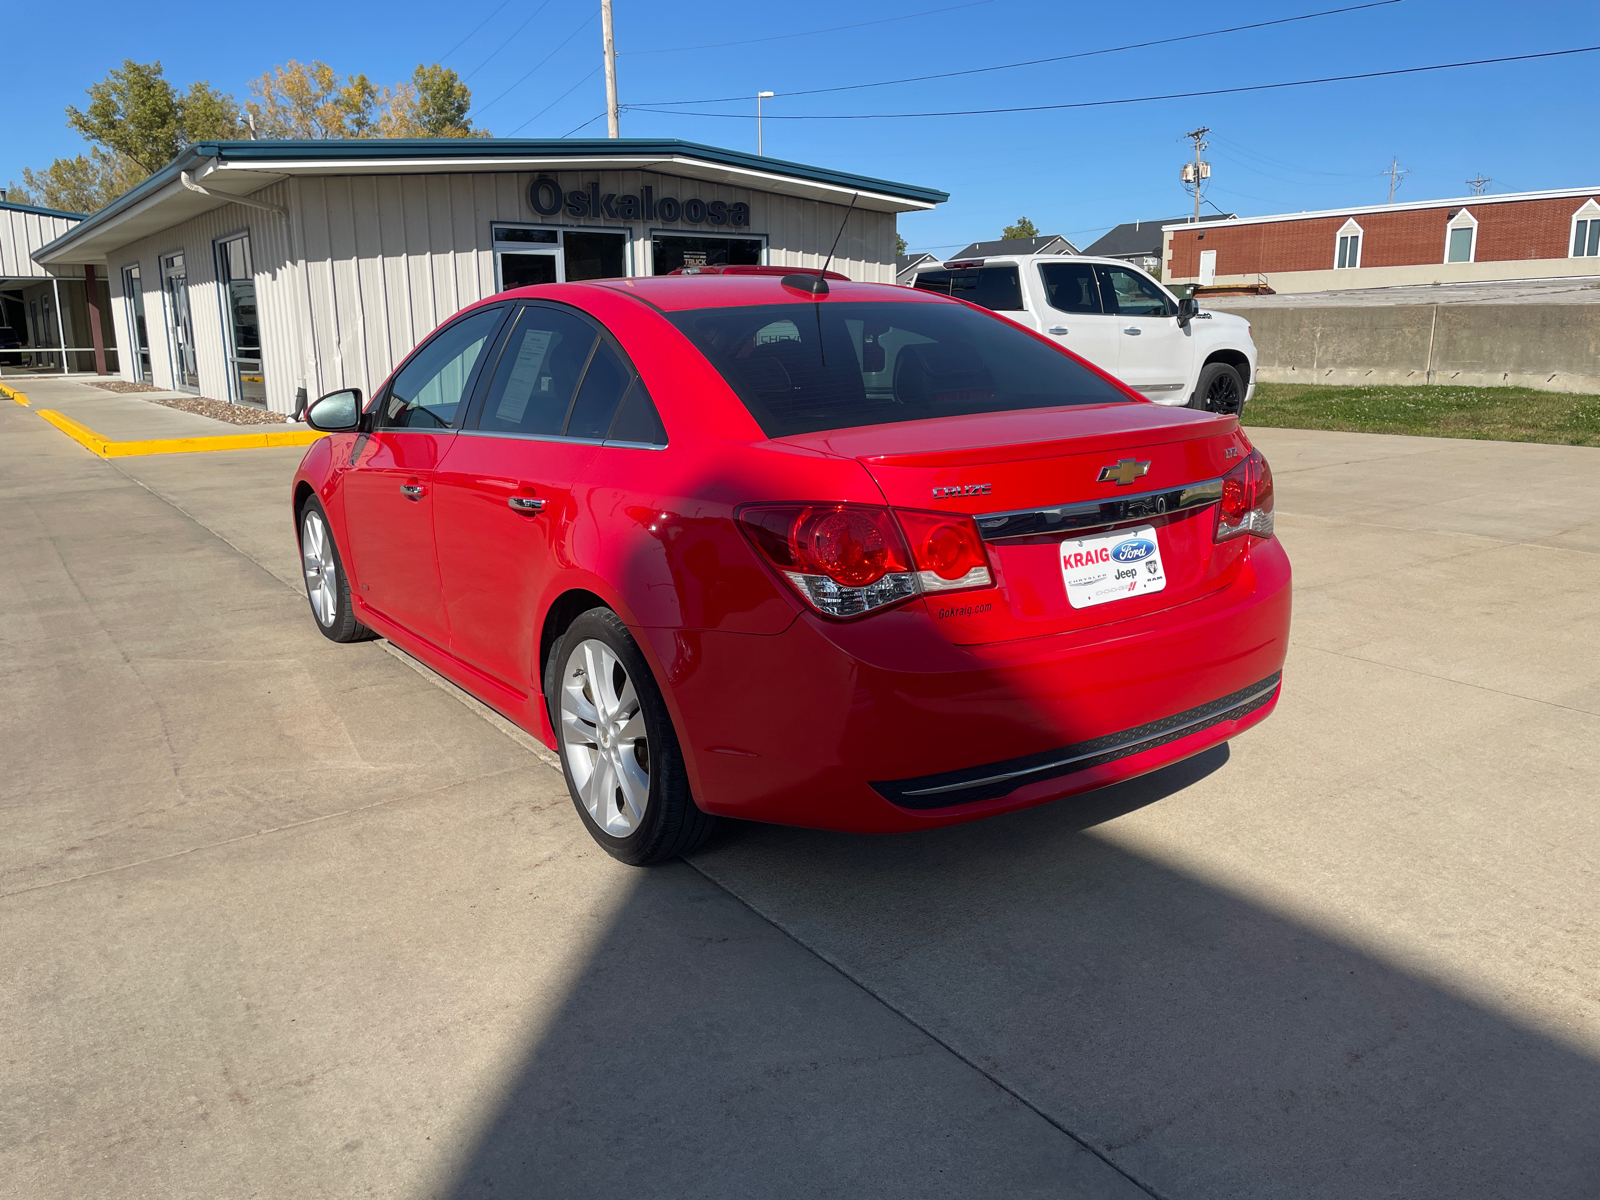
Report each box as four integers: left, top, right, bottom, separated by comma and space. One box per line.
1243, 383, 1600, 447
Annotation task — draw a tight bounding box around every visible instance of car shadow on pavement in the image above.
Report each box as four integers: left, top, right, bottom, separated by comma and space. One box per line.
444, 748, 1600, 1199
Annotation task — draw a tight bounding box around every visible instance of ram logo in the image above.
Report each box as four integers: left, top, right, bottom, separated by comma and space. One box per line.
1111, 538, 1156, 563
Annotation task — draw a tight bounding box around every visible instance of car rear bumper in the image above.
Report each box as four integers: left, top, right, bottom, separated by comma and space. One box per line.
641, 536, 1291, 833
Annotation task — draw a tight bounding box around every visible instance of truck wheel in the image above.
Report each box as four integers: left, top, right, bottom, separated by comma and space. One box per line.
1189, 362, 1245, 415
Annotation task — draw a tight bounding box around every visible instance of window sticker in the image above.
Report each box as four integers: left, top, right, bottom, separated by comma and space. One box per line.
495, 329, 555, 423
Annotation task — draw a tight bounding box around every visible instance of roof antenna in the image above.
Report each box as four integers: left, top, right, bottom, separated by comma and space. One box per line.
783, 191, 858, 295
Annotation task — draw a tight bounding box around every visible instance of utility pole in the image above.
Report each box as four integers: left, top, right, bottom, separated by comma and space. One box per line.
757, 91, 774, 155
1383, 156, 1409, 203
601, 0, 619, 138
1182, 127, 1210, 223
1466, 174, 1491, 196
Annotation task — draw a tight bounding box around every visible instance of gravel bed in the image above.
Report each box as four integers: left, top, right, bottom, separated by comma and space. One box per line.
88, 380, 162, 394
143, 395, 290, 425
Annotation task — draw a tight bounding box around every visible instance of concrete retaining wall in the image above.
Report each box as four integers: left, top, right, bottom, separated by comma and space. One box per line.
1214, 303, 1600, 394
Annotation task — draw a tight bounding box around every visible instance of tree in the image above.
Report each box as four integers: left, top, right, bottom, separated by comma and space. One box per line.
65, 60, 243, 174
247, 61, 488, 139
17, 150, 144, 214
1002, 216, 1040, 240
895, 232, 908, 256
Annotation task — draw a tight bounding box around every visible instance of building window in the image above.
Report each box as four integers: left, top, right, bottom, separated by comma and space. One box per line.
1444, 209, 1477, 264
1571, 199, 1600, 257
1334, 218, 1362, 269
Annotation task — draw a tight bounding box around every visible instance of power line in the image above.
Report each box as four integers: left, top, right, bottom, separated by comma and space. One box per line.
626, 46, 1600, 122
635, 0, 1403, 107
465, 0, 556, 81
624, 0, 993, 56
472, 13, 597, 117
439, 0, 516, 64
507, 68, 600, 136
563, 111, 609, 137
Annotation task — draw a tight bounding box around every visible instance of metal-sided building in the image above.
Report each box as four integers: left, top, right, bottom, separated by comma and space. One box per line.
2, 198, 120, 376
32, 139, 947, 414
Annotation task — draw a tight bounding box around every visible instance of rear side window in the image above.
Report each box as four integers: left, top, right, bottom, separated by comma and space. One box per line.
471, 302, 667, 445
1038, 262, 1102, 314
666, 300, 1129, 438
475, 305, 596, 435
913, 265, 1024, 312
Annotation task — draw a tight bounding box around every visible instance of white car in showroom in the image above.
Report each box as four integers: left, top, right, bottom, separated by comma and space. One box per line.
912, 253, 1256, 414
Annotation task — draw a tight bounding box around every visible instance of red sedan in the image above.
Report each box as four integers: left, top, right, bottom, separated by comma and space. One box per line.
294, 269, 1290, 865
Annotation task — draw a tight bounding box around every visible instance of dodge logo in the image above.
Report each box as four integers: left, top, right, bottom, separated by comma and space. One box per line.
1097, 458, 1151, 487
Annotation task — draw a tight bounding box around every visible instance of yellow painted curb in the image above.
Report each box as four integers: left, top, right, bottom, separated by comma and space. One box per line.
1, 383, 28, 406
36, 409, 326, 458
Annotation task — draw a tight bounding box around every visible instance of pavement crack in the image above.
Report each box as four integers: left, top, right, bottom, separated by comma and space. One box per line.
681, 855, 1170, 1200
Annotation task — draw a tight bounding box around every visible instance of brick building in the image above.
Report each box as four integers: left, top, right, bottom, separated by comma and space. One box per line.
1163, 187, 1600, 294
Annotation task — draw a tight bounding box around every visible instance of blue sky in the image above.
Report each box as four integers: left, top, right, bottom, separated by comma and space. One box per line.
4, 0, 1595, 252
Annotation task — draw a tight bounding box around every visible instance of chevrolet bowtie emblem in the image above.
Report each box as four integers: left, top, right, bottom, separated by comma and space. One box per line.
1097, 458, 1151, 486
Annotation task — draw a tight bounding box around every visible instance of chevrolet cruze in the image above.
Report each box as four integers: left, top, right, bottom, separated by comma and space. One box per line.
294, 267, 1291, 865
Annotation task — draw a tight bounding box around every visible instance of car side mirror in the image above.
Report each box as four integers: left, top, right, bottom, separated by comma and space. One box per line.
1176, 297, 1198, 325
305, 388, 364, 432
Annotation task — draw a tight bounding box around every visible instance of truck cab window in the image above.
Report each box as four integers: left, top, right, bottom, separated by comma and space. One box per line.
914, 265, 1024, 312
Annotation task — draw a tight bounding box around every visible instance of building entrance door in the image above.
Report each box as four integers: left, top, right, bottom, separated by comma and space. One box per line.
217, 234, 265, 406
161, 253, 199, 391
123, 265, 152, 381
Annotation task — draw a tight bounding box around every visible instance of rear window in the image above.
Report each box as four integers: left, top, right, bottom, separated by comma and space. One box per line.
913, 265, 1024, 311
665, 301, 1130, 438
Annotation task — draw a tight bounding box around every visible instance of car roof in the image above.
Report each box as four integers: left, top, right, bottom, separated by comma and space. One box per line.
566, 274, 953, 312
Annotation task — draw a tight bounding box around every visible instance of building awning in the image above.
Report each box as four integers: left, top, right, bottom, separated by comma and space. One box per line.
34, 139, 950, 266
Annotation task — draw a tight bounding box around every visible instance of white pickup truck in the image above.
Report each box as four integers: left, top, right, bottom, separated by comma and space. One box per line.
911, 253, 1256, 414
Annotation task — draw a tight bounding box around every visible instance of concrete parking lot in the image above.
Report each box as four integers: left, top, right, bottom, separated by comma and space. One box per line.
4, 380, 1598, 1199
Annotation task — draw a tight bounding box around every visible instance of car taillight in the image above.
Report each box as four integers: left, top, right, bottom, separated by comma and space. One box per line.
738, 503, 992, 618
894, 508, 994, 594
1215, 448, 1275, 541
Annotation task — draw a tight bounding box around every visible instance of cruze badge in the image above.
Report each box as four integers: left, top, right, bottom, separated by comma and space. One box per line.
932, 483, 992, 499
1097, 459, 1151, 486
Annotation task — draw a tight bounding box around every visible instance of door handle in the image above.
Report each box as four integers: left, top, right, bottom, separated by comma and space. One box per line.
1048, 326, 1069, 334
1123, 327, 1143, 335
508, 496, 547, 513
399, 483, 425, 500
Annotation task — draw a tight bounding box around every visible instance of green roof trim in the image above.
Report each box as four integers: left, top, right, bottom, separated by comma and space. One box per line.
2, 199, 87, 221
34, 138, 947, 264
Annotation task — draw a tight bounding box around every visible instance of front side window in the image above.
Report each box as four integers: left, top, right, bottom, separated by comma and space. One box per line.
1337, 234, 1361, 269
1038, 262, 1102, 314
1447, 226, 1474, 263
913, 265, 1024, 312
383, 306, 506, 429
1445, 211, 1477, 264
1095, 265, 1170, 317
666, 300, 1130, 438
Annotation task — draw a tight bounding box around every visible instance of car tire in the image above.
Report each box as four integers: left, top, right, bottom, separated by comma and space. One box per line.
546, 608, 716, 866
1189, 361, 1246, 416
297, 498, 378, 644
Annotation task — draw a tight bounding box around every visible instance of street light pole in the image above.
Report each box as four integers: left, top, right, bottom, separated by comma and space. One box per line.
757, 91, 774, 155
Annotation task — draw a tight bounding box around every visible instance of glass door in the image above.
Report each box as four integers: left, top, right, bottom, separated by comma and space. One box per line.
123, 265, 152, 381
217, 234, 265, 406
161, 253, 199, 391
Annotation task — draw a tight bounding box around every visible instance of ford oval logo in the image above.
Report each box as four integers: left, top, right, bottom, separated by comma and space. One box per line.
1111, 538, 1156, 563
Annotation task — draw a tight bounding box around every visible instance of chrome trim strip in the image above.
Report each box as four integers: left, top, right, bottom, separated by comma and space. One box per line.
974, 477, 1223, 541
453, 429, 668, 450
900, 678, 1280, 798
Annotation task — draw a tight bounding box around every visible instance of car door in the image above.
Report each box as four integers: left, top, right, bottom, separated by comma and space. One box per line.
1034, 260, 1121, 375
342, 304, 509, 649
1096, 263, 1194, 399
433, 302, 647, 693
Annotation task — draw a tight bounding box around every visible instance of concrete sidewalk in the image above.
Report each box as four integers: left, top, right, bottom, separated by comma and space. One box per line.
11, 376, 260, 441
3, 406, 1598, 1198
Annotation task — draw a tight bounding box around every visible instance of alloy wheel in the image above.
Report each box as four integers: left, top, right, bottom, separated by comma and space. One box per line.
300, 509, 338, 627
1206, 370, 1243, 414
559, 637, 651, 837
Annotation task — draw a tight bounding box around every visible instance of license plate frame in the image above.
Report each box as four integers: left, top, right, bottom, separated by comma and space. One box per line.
1059, 524, 1167, 609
